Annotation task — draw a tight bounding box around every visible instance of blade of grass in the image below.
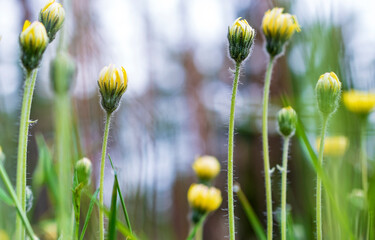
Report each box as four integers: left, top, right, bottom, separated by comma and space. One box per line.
296, 119, 354, 239
108, 154, 133, 233
82, 190, 138, 240
108, 177, 118, 240
234, 183, 266, 240
79, 188, 99, 240
0, 158, 37, 239
0, 187, 14, 206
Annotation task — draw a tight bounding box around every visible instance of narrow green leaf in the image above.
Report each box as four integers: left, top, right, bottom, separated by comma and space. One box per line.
108, 154, 133, 233
234, 183, 266, 240
79, 188, 99, 240
0, 187, 14, 206
108, 177, 118, 240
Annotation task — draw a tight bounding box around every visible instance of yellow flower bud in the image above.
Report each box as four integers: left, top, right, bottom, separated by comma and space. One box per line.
342, 90, 375, 115
187, 184, 222, 214
19, 20, 49, 71
39, 0, 65, 42
277, 106, 297, 137
316, 136, 349, 158
315, 72, 342, 116
262, 8, 300, 57
75, 157, 92, 186
98, 64, 128, 113
192, 155, 221, 181
227, 17, 255, 63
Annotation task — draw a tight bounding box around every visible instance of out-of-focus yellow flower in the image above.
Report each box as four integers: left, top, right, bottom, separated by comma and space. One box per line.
187, 184, 222, 213
0, 230, 9, 240
40, 221, 58, 240
98, 64, 128, 113
227, 17, 255, 63
19, 20, 49, 71
342, 90, 375, 115
192, 156, 220, 181
316, 136, 349, 158
262, 8, 300, 57
315, 72, 342, 116
39, 0, 65, 41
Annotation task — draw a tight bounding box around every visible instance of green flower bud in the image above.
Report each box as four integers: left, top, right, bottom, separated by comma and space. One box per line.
19, 20, 49, 72
25, 186, 33, 212
75, 158, 92, 187
277, 106, 297, 137
50, 52, 75, 94
227, 17, 255, 64
98, 64, 128, 114
316, 72, 342, 116
39, 0, 65, 42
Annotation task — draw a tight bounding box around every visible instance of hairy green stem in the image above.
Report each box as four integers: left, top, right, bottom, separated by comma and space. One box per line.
316, 116, 328, 240
0, 158, 37, 239
15, 69, 38, 240
262, 57, 274, 240
99, 113, 111, 240
360, 117, 368, 200
281, 136, 290, 240
227, 62, 241, 240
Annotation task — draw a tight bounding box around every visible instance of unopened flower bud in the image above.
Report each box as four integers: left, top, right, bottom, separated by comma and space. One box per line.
98, 64, 128, 114
50, 52, 75, 94
277, 106, 297, 137
227, 17, 255, 63
315, 72, 342, 116
39, 0, 65, 42
75, 158, 92, 187
342, 90, 375, 116
19, 20, 49, 72
192, 156, 220, 182
25, 186, 33, 212
262, 8, 300, 57
187, 184, 222, 223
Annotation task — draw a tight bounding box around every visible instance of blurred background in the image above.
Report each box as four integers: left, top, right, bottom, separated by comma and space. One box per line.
1, 0, 375, 239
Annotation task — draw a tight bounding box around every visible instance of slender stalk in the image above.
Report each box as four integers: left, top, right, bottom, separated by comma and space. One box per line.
235, 184, 266, 240
99, 113, 112, 240
0, 163, 37, 239
73, 185, 83, 240
15, 69, 38, 240
262, 57, 275, 240
196, 225, 203, 240
56, 92, 73, 239
280, 136, 290, 240
186, 215, 207, 240
316, 116, 328, 240
227, 62, 241, 240
360, 117, 368, 199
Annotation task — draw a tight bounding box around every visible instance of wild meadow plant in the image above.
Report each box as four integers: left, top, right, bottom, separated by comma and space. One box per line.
2, 1, 375, 239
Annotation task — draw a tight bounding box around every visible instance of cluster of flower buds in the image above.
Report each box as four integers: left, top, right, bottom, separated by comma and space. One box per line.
98, 64, 128, 114
315, 72, 342, 117
192, 155, 220, 183
262, 8, 300, 57
187, 183, 222, 223
342, 90, 375, 116
19, 0, 65, 72
227, 17, 255, 64
277, 106, 297, 138
75, 158, 92, 187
